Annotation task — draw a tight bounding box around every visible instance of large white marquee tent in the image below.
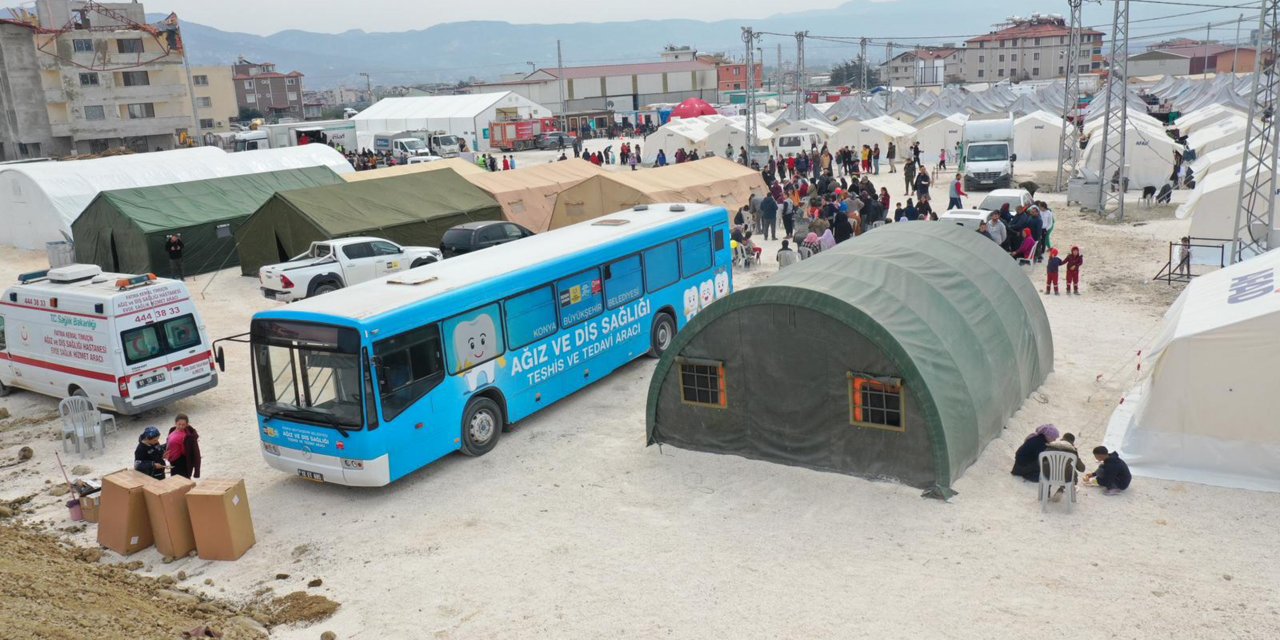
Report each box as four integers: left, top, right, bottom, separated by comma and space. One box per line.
351, 91, 552, 152
0, 145, 352, 250
1105, 248, 1280, 492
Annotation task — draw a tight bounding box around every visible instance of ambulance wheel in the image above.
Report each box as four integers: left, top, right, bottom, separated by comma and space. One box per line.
460, 397, 502, 457
648, 312, 676, 358
69, 386, 88, 399
410, 257, 437, 268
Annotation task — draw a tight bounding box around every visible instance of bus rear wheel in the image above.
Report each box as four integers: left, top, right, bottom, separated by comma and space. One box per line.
460, 396, 502, 456
648, 312, 676, 357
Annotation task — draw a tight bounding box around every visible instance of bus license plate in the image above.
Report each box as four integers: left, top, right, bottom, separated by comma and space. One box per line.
137, 372, 166, 389
297, 469, 324, 482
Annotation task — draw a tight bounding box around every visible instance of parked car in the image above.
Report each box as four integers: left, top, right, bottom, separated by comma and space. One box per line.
534, 132, 574, 150
406, 155, 443, 165
258, 237, 442, 302
937, 209, 991, 231
976, 188, 1034, 215
440, 221, 534, 258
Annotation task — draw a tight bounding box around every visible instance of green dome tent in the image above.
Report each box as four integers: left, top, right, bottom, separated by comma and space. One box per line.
646, 223, 1053, 498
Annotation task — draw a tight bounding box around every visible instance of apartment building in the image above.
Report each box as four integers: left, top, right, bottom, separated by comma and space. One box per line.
0, 0, 197, 160
956, 15, 1104, 83
190, 66, 237, 134
233, 57, 305, 121
881, 48, 961, 87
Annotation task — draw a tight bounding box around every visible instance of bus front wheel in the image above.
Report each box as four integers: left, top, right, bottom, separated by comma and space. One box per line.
460, 396, 502, 456
649, 312, 676, 358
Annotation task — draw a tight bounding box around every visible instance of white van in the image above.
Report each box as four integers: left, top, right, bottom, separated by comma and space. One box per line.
0, 264, 217, 414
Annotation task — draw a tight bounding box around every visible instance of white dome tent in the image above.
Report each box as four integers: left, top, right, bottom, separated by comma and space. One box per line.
1080, 120, 1180, 190
914, 113, 967, 167
1013, 111, 1066, 161
1186, 115, 1248, 156
0, 145, 353, 250
1170, 104, 1246, 136
1105, 248, 1280, 492
838, 116, 916, 152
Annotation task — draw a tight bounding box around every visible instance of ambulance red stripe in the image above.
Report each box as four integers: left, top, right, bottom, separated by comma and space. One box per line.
0, 351, 116, 382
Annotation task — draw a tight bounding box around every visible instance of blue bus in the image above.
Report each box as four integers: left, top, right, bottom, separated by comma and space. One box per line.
240, 204, 733, 486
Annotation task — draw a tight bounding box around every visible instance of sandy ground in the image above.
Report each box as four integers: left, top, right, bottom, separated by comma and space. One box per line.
3, 158, 1279, 639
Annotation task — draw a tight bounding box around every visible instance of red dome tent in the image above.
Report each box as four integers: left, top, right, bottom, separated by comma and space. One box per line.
671, 98, 717, 119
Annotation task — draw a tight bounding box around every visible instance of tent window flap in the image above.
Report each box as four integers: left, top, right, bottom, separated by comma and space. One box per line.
678, 357, 725, 409
848, 372, 904, 432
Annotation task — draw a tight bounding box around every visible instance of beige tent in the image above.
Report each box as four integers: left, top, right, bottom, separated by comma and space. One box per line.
463, 159, 607, 232
550, 157, 767, 228
343, 157, 486, 182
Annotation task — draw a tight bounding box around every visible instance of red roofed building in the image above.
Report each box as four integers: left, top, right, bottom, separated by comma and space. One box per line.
956, 15, 1105, 83
233, 56, 305, 121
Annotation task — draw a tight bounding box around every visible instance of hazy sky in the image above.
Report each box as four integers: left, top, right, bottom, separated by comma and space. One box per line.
144, 0, 855, 36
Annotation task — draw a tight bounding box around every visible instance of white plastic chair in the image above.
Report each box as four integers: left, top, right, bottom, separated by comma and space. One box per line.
1038, 450, 1079, 513
58, 396, 114, 457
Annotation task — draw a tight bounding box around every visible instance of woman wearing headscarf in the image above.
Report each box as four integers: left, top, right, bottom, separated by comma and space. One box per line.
1011, 424, 1060, 481
832, 211, 854, 243
819, 227, 837, 251
802, 231, 823, 256
1012, 227, 1036, 262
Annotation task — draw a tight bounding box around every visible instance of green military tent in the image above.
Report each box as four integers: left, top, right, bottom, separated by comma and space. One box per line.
646, 223, 1053, 499
235, 169, 503, 275
72, 166, 343, 278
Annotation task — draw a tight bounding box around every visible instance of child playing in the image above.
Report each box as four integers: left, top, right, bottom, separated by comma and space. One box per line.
1064, 245, 1084, 294
1045, 248, 1064, 294
1085, 446, 1132, 495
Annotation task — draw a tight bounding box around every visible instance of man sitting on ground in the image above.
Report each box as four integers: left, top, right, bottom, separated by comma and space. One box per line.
1085, 446, 1132, 495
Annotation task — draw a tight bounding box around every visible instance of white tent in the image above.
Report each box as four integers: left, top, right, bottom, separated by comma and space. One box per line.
1013, 111, 1065, 161
351, 92, 552, 152
1170, 103, 1245, 135
914, 113, 967, 167
1105, 248, 1280, 492
1188, 138, 1257, 180
770, 118, 844, 151
643, 118, 716, 163
0, 145, 353, 250
1081, 120, 1180, 190
836, 116, 916, 152
1178, 165, 1280, 242
1186, 115, 1248, 156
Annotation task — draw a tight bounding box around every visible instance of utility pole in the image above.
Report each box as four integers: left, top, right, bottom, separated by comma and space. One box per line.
556, 40, 567, 134
1234, 14, 1243, 72
360, 72, 372, 105
743, 27, 759, 153
885, 41, 894, 110
860, 37, 869, 91
776, 43, 783, 97
1204, 22, 1212, 79
1056, 0, 1084, 191
1097, 0, 1130, 221
913, 44, 921, 99
1231, 0, 1280, 262
795, 31, 807, 109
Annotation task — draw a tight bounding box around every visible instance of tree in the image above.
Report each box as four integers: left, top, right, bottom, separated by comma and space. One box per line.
237, 107, 263, 122
830, 58, 882, 88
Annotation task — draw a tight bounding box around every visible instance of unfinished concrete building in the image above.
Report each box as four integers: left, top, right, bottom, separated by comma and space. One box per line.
0, 0, 197, 160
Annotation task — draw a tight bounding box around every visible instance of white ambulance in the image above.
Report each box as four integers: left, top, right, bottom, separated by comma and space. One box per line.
0, 264, 217, 414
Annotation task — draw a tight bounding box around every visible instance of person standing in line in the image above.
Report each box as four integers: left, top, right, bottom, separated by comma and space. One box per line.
947, 174, 966, 210
164, 413, 201, 480
872, 143, 881, 175
165, 234, 185, 281
886, 141, 897, 173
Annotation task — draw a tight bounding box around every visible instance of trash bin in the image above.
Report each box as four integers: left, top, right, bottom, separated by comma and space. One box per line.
46, 241, 74, 268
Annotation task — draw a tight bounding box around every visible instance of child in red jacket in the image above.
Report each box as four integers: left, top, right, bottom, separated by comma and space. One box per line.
1064, 246, 1084, 294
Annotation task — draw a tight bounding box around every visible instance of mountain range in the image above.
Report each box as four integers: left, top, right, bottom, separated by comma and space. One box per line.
161, 1, 1172, 89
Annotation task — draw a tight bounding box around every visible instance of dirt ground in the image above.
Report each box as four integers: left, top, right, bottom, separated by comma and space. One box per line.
2, 157, 1278, 639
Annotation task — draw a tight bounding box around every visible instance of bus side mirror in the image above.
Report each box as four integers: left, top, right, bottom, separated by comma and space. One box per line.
215, 346, 226, 372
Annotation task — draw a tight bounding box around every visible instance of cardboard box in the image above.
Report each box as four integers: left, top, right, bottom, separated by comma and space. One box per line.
79, 494, 100, 523
186, 478, 255, 561
143, 475, 197, 558
96, 470, 157, 555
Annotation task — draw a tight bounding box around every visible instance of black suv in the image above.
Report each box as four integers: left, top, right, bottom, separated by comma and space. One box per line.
440, 220, 534, 258
534, 132, 574, 150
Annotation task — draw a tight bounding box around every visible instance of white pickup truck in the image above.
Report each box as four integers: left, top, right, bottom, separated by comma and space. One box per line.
258, 237, 443, 302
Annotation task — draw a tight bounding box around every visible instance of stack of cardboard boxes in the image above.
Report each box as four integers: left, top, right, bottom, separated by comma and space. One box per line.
97, 470, 255, 560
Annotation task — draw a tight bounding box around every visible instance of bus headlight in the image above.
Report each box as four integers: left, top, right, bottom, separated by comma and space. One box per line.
263, 443, 280, 455
341, 458, 364, 470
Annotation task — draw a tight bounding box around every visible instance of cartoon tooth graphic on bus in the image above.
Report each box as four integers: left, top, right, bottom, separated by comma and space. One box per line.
698, 279, 715, 310
450, 309, 507, 392
714, 269, 730, 300
683, 286, 699, 322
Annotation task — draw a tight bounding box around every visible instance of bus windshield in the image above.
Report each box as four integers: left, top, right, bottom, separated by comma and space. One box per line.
251, 320, 367, 430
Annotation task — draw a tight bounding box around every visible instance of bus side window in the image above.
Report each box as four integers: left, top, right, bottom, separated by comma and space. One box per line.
679, 230, 712, 278
505, 285, 557, 350
714, 227, 726, 252
603, 254, 643, 309
374, 324, 445, 421
556, 268, 603, 329
644, 241, 679, 293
